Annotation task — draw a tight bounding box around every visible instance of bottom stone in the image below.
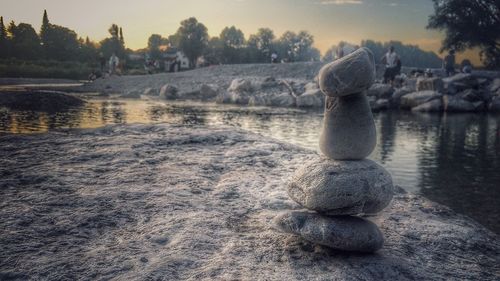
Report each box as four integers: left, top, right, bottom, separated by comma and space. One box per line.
272, 211, 384, 253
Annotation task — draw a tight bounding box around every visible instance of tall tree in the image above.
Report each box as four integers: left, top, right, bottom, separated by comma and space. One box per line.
99, 24, 126, 59
204, 36, 224, 65
78, 36, 98, 62
7, 22, 41, 60
38, 10, 81, 60
248, 28, 275, 59
40, 9, 51, 58
147, 34, 167, 60
40, 9, 50, 39
174, 17, 208, 68
119, 27, 124, 44
277, 31, 315, 62
220, 26, 245, 48
219, 26, 245, 64
0, 16, 8, 58
427, 0, 500, 69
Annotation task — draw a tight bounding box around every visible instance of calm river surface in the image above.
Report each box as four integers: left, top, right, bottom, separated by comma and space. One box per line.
1, 98, 499, 233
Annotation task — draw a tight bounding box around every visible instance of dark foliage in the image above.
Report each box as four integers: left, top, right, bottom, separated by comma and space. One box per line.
427, 0, 500, 69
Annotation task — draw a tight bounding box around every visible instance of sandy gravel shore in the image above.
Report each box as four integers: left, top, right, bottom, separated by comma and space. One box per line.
1, 124, 498, 280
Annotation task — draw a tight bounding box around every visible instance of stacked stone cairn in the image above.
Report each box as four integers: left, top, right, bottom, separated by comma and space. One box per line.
273, 48, 394, 253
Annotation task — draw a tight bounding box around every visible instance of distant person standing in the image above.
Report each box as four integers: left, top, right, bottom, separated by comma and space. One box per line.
109, 53, 119, 75
443, 49, 456, 77
271, 52, 278, 63
381, 46, 400, 84
461, 59, 472, 74
99, 53, 106, 73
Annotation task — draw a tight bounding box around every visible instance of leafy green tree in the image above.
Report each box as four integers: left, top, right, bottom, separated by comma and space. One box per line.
427, 0, 500, 69
220, 26, 245, 48
219, 26, 245, 64
147, 34, 167, 60
174, 17, 208, 67
307, 47, 321, 62
203, 37, 224, 65
248, 28, 275, 62
40, 9, 50, 46
322, 45, 337, 62
7, 21, 41, 60
99, 24, 126, 59
78, 36, 98, 63
276, 31, 315, 62
39, 10, 81, 61
47, 25, 80, 60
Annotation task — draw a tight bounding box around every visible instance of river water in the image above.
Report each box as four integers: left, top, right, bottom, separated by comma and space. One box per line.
1, 98, 499, 233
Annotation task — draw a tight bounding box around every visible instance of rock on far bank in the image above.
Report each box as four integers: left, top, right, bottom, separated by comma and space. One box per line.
0, 90, 85, 112
0, 124, 498, 280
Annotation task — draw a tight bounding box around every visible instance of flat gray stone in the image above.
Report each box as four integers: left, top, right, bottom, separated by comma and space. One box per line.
287, 158, 394, 215
320, 93, 376, 160
399, 90, 441, 109
443, 95, 477, 112
318, 47, 376, 97
411, 99, 443, 112
272, 211, 384, 252
296, 89, 324, 108
159, 84, 178, 100
366, 83, 394, 99
416, 77, 444, 92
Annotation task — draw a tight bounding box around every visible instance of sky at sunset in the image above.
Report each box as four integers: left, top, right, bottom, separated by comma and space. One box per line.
2, 0, 481, 63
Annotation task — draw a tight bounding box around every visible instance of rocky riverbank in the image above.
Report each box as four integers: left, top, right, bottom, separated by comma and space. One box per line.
69, 63, 500, 113
0, 90, 85, 112
1, 124, 498, 280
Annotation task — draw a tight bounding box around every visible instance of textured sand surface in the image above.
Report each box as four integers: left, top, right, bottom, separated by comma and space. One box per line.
1, 124, 499, 280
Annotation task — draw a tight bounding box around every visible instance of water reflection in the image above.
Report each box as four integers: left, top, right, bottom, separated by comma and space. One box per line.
0, 99, 499, 233
416, 114, 500, 232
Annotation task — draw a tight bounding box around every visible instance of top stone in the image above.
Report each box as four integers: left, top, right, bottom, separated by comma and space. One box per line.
318, 47, 376, 97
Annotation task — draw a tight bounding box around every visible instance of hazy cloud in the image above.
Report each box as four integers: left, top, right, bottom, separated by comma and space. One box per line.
319, 0, 364, 5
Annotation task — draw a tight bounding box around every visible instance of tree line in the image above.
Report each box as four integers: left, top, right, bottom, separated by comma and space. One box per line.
146, 18, 320, 66
0, 12, 321, 67
2, 5, 496, 71
0, 10, 125, 63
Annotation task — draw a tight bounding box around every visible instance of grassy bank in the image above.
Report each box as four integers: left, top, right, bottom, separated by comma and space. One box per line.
0, 59, 150, 80
0, 59, 96, 80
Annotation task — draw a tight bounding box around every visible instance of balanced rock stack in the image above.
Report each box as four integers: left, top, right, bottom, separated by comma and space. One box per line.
273, 48, 394, 253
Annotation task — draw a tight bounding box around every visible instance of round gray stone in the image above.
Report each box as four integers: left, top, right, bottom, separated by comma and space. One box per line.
320, 93, 376, 160
272, 211, 384, 252
318, 47, 376, 97
287, 158, 394, 215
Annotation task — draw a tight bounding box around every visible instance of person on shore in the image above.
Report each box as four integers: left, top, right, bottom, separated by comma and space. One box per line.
109, 53, 119, 76
443, 49, 456, 77
99, 53, 106, 73
381, 46, 400, 84
271, 52, 278, 63
87, 70, 97, 81
461, 59, 472, 74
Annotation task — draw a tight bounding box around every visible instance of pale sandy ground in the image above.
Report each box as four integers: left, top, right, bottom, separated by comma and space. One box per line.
0, 124, 499, 280
72, 62, 324, 95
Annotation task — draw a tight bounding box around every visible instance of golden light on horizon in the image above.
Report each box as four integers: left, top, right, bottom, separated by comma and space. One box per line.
1, 0, 482, 64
